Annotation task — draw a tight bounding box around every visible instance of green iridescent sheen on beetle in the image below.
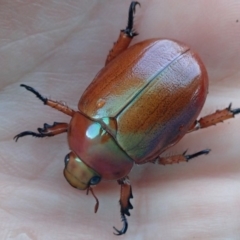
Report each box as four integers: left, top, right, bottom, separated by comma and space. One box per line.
68, 112, 133, 180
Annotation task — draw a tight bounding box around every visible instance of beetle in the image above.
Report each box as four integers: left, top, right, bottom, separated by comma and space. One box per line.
14, 2, 240, 235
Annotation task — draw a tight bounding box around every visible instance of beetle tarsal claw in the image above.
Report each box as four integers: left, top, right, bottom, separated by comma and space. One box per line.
123, 1, 140, 37
229, 104, 240, 115
113, 213, 128, 235
185, 149, 211, 161
20, 84, 47, 104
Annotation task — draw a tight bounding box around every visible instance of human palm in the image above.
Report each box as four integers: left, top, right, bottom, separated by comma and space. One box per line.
1, 1, 240, 239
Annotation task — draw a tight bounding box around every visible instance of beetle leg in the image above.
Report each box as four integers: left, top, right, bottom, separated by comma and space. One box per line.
153, 149, 211, 165
14, 122, 68, 142
105, 1, 140, 65
19, 84, 75, 117
188, 103, 240, 133
113, 176, 133, 235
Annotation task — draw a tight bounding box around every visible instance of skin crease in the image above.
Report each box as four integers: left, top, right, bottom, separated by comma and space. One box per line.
0, 0, 240, 239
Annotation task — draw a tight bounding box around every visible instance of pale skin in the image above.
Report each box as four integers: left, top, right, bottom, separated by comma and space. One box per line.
0, 0, 240, 239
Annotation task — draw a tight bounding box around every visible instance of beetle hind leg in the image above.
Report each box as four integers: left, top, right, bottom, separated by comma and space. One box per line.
105, 1, 140, 65
14, 122, 68, 142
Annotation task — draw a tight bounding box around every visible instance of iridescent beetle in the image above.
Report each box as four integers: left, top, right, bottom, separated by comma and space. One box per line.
14, 2, 240, 235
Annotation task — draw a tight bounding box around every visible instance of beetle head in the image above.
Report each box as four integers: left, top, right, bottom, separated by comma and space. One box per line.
63, 151, 101, 190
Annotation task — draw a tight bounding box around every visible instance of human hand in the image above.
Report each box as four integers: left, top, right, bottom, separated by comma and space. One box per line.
1, 1, 240, 239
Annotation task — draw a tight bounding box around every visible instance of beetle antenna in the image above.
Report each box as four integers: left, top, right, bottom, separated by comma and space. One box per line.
87, 187, 99, 213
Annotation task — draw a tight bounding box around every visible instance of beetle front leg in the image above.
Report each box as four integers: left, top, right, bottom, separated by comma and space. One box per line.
14, 122, 68, 142
14, 84, 73, 141
188, 103, 240, 133
113, 176, 133, 235
153, 149, 211, 165
105, 1, 140, 65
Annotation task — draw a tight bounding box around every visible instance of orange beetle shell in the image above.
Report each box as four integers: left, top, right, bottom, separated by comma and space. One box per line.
78, 39, 208, 164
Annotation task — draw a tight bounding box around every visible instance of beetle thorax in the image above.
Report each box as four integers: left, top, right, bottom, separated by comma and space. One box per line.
67, 112, 133, 180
